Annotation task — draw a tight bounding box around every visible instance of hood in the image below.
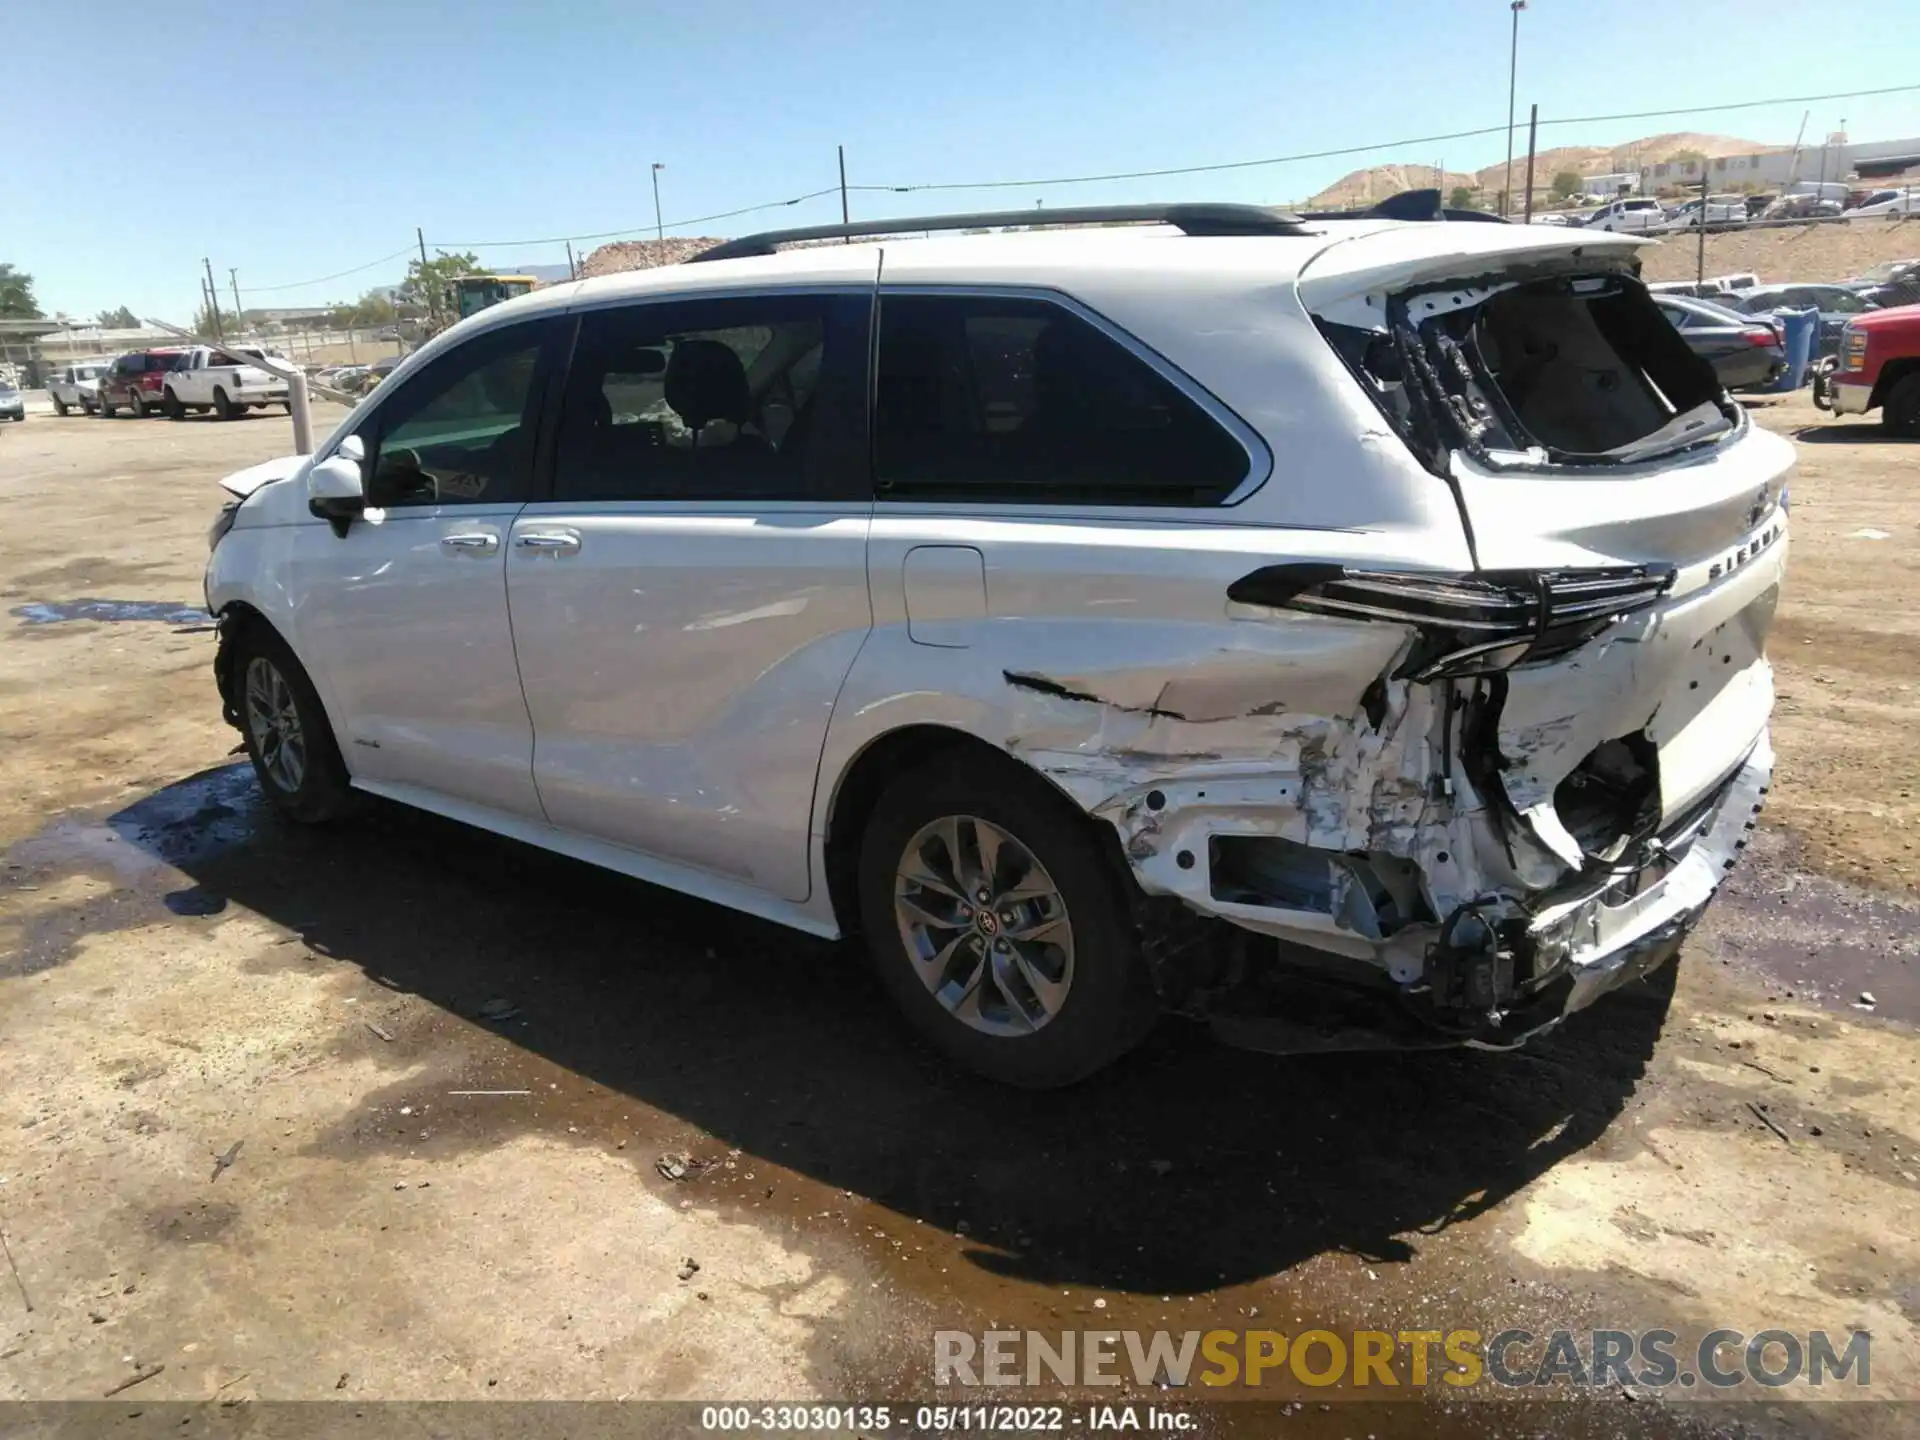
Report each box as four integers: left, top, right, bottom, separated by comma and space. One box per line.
218, 452, 309, 499
1850, 302, 1920, 331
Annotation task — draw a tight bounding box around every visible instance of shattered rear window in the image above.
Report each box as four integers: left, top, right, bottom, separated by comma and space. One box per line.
1323, 271, 1735, 472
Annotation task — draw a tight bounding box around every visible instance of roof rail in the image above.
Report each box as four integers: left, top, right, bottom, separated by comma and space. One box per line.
688, 203, 1309, 263
1300, 187, 1509, 225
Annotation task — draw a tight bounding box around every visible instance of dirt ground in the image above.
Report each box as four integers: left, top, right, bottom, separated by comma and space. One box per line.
1635, 218, 1919, 285
0, 398, 1916, 1434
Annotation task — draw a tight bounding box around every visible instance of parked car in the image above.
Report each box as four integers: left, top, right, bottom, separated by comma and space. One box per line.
1652, 294, 1788, 390
49, 361, 110, 415
1726, 284, 1880, 359
161, 345, 291, 420
1655, 195, 1746, 232
204, 201, 1790, 1085
1585, 196, 1666, 231
1817, 302, 1920, 434
1843, 187, 1920, 219
1759, 194, 1843, 222
98, 349, 185, 418
0, 380, 23, 422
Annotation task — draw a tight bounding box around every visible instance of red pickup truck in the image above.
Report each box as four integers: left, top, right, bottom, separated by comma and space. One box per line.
1816, 303, 1920, 435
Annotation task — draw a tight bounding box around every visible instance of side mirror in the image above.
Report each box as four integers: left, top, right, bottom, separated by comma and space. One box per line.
308, 445, 366, 536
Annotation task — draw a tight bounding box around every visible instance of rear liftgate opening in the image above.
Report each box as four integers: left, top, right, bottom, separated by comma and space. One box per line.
1198, 270, 1746, 1051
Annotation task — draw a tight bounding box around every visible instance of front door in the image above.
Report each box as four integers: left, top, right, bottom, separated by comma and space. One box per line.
506, 286, 875, 902
283, 317, 561, 820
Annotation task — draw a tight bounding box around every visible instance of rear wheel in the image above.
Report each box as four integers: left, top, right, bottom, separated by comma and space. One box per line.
857, 754, 1158, 1087
129, 391, 148, 418
52, 397, 68, 416
98, 392, 117, 418
231, 625, 354, 824
213, 387, 235, 421
1881, 373, 1920, 438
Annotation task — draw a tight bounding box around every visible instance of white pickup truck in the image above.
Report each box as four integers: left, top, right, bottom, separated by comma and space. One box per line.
48, 360, 110, 415
161, 346, 291, 420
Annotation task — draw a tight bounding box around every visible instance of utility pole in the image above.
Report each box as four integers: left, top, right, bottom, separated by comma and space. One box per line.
1522, 103, 1539, 222
228, 268, 243, 334
838, 144, 850, 226
1504, 1, 1528, 218
1697, 172, 1709, 286
651, 163, 666, 262
416, 226, 433, 328
202, 259, 224, 341
566, 241, 578, 280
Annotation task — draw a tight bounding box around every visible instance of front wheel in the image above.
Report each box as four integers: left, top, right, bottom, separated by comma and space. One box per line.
213, 387, 234, 421
1883, 373, 1920, 438
52, 397, 68, 416
98, 393, 117, 418
857, 754, 1158, 1087
231, 625, 355, 824
164, 390, 186, 420
129, 391, 148, 418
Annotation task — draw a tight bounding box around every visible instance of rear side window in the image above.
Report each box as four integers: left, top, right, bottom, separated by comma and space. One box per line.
550, 292, 868, 503
873, 294, 1248, 505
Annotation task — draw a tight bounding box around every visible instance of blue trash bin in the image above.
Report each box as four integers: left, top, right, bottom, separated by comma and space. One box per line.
1763, 307, 1819, 392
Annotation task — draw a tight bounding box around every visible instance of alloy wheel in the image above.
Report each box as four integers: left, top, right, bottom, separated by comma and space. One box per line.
893, 814, 1075, 1036
244, 655, 307, 794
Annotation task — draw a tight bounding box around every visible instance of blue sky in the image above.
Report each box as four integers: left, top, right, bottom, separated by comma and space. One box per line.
10, 0, 1917, 321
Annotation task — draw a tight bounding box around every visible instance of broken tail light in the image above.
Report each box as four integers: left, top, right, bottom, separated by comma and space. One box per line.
1227, 564, 1675, 680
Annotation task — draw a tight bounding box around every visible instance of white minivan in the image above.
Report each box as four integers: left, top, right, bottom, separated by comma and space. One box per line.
205, 200, 1790, 1085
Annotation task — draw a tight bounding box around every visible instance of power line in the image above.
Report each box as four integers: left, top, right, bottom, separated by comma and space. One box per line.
850, 81, 1920, 196
1543, 82, 1920, 129
848, 125, 1512, 194
435, 187, 844, 250
242, 245, 418, 294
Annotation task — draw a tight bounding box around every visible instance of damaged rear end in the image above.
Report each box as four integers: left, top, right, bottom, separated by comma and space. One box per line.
1119, 225, 1790, 1051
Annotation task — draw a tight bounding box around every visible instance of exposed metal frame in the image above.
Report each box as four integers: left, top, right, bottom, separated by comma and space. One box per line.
689, 204, 1308, 263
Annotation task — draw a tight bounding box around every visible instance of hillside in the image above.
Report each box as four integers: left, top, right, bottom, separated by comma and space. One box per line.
1306, 131, 1775, 208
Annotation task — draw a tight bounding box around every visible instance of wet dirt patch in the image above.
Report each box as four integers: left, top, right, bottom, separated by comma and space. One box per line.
12, 599, 212, 626
1710, 827, 1920, 1023
141, 1199, 239, 1246
1, 767, 263, 974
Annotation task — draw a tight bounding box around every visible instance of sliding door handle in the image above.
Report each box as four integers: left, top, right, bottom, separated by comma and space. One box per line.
516, 531, 581, 557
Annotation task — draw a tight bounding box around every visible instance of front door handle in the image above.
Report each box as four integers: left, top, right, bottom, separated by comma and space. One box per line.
516, 531, 581, 557
440, 532, 499, 554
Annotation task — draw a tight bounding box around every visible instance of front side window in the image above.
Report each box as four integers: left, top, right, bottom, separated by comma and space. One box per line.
550, 292, 866, 502
873, 293, 1249, 505
363, 321, 551, 508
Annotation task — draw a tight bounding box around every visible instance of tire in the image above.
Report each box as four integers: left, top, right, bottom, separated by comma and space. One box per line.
52, 397, 68, 416
130, 391, 148, 418
213, 387, 234, 421
230, 624, 354, 824
98, 392, 116, 418
856, 753, 1158, 1087
1881, 373, 1920, 438
164, 389, 185, 421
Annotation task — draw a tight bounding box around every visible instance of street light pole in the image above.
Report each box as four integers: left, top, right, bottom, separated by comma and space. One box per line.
1504, 1, 1528, 218
651, 162, 666, 263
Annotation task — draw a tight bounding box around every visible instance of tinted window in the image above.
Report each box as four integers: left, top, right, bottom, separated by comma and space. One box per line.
873, 294, 1248, 505
364, 321, 551, 508
551, 293, 866, 502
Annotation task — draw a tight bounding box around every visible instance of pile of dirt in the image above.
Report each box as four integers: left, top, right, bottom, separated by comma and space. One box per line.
579, 238, 726, 277
1306, 132, 1772, 209
1635, 217, 1920, 284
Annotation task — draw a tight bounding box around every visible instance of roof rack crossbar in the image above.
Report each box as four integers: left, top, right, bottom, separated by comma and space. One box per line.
689, 203, 1309, 263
